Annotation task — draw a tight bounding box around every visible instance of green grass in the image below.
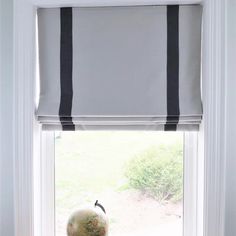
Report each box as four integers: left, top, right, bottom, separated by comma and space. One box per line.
55, 131, 183, 210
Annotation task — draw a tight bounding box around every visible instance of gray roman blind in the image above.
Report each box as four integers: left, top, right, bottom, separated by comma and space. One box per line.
36, 5, 202, 131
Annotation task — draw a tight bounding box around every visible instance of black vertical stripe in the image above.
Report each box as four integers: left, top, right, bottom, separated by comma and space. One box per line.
59, 8, 75, 131
165, 5, 180, 131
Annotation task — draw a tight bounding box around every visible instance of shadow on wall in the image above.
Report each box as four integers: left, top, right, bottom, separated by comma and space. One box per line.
0, 0, 14, 235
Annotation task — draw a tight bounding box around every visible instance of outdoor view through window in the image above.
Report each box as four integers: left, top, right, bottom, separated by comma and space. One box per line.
55, 131, 184, 236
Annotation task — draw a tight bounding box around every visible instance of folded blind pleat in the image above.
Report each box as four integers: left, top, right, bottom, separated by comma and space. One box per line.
37, 5, 202, 131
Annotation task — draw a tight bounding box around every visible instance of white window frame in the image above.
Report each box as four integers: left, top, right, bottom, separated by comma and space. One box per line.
39, 131, 202, 236
13, 0, 227, 236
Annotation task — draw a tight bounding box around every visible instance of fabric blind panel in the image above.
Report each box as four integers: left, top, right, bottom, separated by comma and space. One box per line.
37, 5, 202, 131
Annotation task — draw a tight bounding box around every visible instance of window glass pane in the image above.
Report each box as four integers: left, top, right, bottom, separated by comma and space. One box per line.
55, 131, 183, 236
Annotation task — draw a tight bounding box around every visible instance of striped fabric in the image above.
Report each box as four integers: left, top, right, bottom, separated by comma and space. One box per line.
37, 5, 202, 131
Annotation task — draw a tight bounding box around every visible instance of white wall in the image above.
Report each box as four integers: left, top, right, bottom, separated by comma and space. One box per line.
225, 1, 236, 236
0, 0, 15, 235
0, 0, 236, 236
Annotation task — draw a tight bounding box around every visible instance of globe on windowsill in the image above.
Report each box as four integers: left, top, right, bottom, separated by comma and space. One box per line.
67, 200, 109, 236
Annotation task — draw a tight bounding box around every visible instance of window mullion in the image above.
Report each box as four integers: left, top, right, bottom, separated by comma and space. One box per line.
184, 132, 202, 236
41, 131, 55, 236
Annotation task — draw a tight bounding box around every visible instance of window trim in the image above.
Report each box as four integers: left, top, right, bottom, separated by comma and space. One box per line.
32, 0, 202, 7
12, 0, 227, 236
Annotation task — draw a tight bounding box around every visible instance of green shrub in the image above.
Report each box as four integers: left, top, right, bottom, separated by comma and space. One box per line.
125, 145, 183, 202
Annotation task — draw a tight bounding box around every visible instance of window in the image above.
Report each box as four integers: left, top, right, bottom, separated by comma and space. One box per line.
40, 131, 201, 236
36, 4, 203, 236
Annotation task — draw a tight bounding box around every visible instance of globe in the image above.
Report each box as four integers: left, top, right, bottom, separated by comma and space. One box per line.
67, 201, 109, 236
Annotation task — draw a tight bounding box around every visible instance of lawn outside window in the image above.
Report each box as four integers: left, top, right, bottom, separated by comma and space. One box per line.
39, 131, 202, 236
